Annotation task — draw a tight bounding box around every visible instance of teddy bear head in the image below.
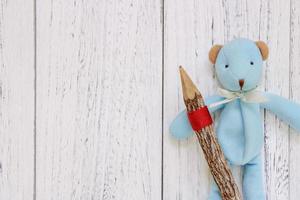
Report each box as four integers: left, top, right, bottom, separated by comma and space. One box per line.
209, 38, 269, 92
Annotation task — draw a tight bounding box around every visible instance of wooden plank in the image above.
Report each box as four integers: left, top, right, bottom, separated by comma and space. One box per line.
164, 0, 261, 199
289, 0, 300, 199
259, 0, 291, 199
0, 0, 35, 199
36, 0, 162, 199
164, 1, 216, 199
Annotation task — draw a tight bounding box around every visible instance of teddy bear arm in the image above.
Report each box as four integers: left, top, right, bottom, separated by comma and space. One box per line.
169, 95, 225, 140
205, 95, 226, 113
260, 92, 300, 132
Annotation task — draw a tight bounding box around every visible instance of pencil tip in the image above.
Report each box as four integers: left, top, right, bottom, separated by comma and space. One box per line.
179, 66, 201, 100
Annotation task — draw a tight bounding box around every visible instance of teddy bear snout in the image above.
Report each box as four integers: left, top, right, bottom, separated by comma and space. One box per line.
239, 79, 245, 89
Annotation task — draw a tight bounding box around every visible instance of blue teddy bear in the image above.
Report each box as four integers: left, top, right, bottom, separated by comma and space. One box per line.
170, 38, 300, 200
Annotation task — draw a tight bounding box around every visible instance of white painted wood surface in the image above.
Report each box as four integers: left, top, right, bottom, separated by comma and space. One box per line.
261, 1, 290, 199
289, 0, 300, 199
36, 0, 162, 199
0, 0, 300, 199
0, 0, 35, 199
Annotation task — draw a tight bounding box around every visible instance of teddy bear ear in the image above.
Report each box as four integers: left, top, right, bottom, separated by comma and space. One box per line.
209, 45, 223, 64
256, 41, 269, 60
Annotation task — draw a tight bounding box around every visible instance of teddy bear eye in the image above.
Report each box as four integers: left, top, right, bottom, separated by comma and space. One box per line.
250, 61, 254, 65
225, 64, 229, 68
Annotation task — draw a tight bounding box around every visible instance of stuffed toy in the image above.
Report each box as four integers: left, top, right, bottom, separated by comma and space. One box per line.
170, 38, 300, 200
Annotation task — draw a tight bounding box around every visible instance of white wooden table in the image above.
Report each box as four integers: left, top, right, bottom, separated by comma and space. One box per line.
0, 0, 299, 199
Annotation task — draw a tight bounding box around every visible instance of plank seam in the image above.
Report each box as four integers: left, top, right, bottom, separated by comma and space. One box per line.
288, 0, 292, 199
33, 0, 37, 198
161, 0, 165, 199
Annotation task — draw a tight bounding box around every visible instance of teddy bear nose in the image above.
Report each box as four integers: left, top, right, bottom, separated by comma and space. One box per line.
239, 79, 245, 89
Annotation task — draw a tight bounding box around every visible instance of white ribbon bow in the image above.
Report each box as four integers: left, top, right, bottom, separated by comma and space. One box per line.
208, 88, 268, 108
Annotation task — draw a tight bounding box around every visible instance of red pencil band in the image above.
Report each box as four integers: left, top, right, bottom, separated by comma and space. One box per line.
187, 106, 213, 131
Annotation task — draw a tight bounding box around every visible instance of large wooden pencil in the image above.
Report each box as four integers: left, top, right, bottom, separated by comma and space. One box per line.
179, 66, 241, 200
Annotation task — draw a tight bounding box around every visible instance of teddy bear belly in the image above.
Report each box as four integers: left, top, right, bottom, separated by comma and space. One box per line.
216, 101, 262, 165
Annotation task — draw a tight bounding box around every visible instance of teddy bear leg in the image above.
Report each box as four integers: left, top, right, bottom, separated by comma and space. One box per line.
243, 154, 265, 200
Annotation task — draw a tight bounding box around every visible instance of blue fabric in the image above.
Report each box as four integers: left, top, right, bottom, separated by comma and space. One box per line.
209, 155, 265, 200
216, 99, 263, 165
169, 38, 300, 200
215, 38, 263, 92
242, 154, 265, 200
261, 92, 300, 131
